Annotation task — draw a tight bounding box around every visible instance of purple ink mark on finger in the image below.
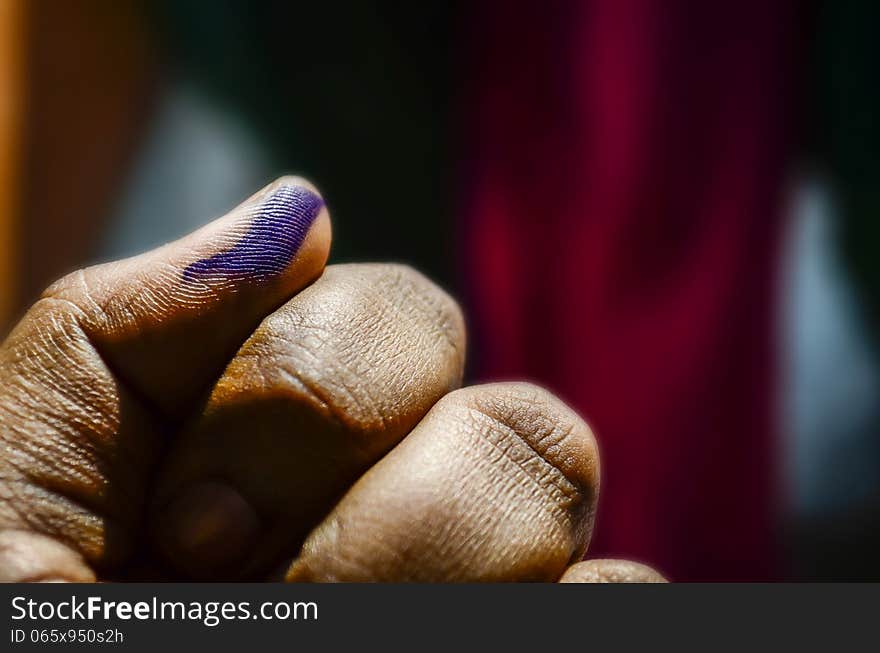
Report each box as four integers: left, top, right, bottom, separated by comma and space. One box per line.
183, 185, 324, 282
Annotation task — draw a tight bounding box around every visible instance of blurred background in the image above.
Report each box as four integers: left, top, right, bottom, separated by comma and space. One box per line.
0, 0, 877, 580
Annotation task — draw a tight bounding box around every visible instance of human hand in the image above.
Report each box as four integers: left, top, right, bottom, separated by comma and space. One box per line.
0, 178, 663, 583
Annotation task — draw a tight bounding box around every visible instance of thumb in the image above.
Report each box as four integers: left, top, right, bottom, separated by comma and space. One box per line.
44, 177, 331, 416
0, 177, 329, 579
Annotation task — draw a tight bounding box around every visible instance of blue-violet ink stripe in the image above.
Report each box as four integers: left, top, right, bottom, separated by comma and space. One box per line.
183, 186, 324, 282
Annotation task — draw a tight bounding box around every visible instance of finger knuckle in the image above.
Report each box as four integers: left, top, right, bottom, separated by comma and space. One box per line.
213, 263, 465, 444
445, 382, 600, 498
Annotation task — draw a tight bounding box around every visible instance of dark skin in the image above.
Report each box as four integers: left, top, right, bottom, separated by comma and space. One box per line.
0, 177, 664, 583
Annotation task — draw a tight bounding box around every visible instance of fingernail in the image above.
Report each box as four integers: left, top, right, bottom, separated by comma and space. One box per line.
156, 481, 261, 577
183, 185, 324, 282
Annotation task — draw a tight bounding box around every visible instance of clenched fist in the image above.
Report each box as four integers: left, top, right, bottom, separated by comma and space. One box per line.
0, 178, 663, 583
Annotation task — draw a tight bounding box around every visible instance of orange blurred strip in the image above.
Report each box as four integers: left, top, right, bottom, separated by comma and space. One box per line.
0, 0, 23, 329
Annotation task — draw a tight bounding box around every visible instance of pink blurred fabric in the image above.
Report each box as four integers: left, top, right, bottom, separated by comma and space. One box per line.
460, 0, 799, 580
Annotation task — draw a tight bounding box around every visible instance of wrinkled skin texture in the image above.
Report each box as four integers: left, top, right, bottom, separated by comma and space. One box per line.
0, 177, 665, 583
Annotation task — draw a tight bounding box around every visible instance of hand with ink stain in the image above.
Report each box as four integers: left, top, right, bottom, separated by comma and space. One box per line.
0, 177, 664, 583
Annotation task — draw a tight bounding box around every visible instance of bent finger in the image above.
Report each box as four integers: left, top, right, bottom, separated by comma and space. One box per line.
153, 263, 466, 578
559, 559, 667, 583
286, 383, 599, 582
